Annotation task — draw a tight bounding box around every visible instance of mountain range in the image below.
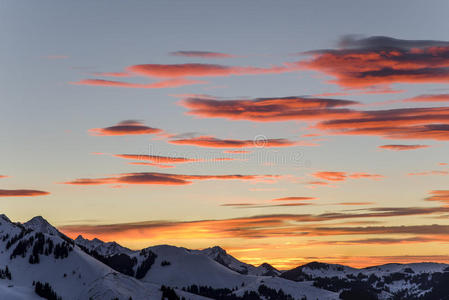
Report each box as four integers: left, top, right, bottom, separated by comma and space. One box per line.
0, 214, 448, 300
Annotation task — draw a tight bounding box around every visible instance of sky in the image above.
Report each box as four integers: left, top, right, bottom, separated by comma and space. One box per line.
1, 0, 449, 269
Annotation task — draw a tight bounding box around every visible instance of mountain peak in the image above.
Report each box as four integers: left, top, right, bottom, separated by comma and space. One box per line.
259, 262, 275, 269
210, 245, 227, 254
23, 215, 60, 236
74, 235, 135, 256
0, 213, 11, 223
256, 263, 281, 276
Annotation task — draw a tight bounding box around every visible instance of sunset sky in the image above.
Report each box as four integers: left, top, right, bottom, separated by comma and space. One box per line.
1, 1, 449, 269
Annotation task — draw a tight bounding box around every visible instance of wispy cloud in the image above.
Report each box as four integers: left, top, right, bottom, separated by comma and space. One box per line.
169, 135, 298, 148
272, 196, 317, 201
170, 51, 236, 59
403, 93, 449, 103
0, 189, 50, 197
71, 78, 206, 89
408, 170, 448, 176
62, 172, 279, 186
312, 171, 383, 182
379, 144, 430, 151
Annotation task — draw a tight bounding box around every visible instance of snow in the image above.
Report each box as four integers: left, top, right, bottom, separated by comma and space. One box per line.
234, 277, 339, 300
196, 246, 280, 276
0, 282, 41, 300
23, 216, 62, 237
1, 214, 448, 300
143, 245, 250, 288
75, 235, 136, 257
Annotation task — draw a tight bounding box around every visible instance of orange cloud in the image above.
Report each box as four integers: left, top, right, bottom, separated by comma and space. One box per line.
73, 60, 299, 89
426, 190, 449, 205
62, 172, 279, 186
180, 96, 359, 122
313, 171, 347, 181
315, 107, 449, 141
348, 172, 384, 179
113, 154, 199, 164
180, 94, 449, 141
299, 35, 449, 89
169, 136, 297, 148
408, 170, 449, 176
72, 78, 205, 89
170, 51, 236, 58
126, 63, 293, 79
0, 189, 50, 197
312, 171, 383, 182
88, 120, 162, 136
379, 144, 430, 151
337, 202, 374, 206
272, 196, 317, 201
403, 93, 449, 102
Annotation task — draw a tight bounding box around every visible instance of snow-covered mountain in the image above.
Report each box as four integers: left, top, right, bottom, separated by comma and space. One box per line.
23, 216, 64, 238
0, 215, 206, 300
75, 235, 136, 257
1, 214, 449, 300
196, 246, 281, 276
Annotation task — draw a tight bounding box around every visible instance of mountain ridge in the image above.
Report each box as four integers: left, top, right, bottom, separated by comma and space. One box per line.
1, 214, 448, 300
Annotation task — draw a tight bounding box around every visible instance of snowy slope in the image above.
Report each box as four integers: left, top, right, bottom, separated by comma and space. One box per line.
234, 277, 339, 300
0, 281, 41, 300
2, 214, 449, 300
142, 245, 251, 288
81, 272, 211, 300
0, 215, 205, 300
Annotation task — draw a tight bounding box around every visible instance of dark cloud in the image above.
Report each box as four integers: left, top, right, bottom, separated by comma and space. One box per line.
89, 120, 162, 136
300, 35, 449, 89
63, 172, 279, 186
0, 189, 50, 197
170, 51, 236, 58
338, 35, 449, 50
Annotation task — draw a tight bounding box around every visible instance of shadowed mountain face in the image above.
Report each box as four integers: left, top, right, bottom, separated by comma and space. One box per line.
1, 215, 449, 300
